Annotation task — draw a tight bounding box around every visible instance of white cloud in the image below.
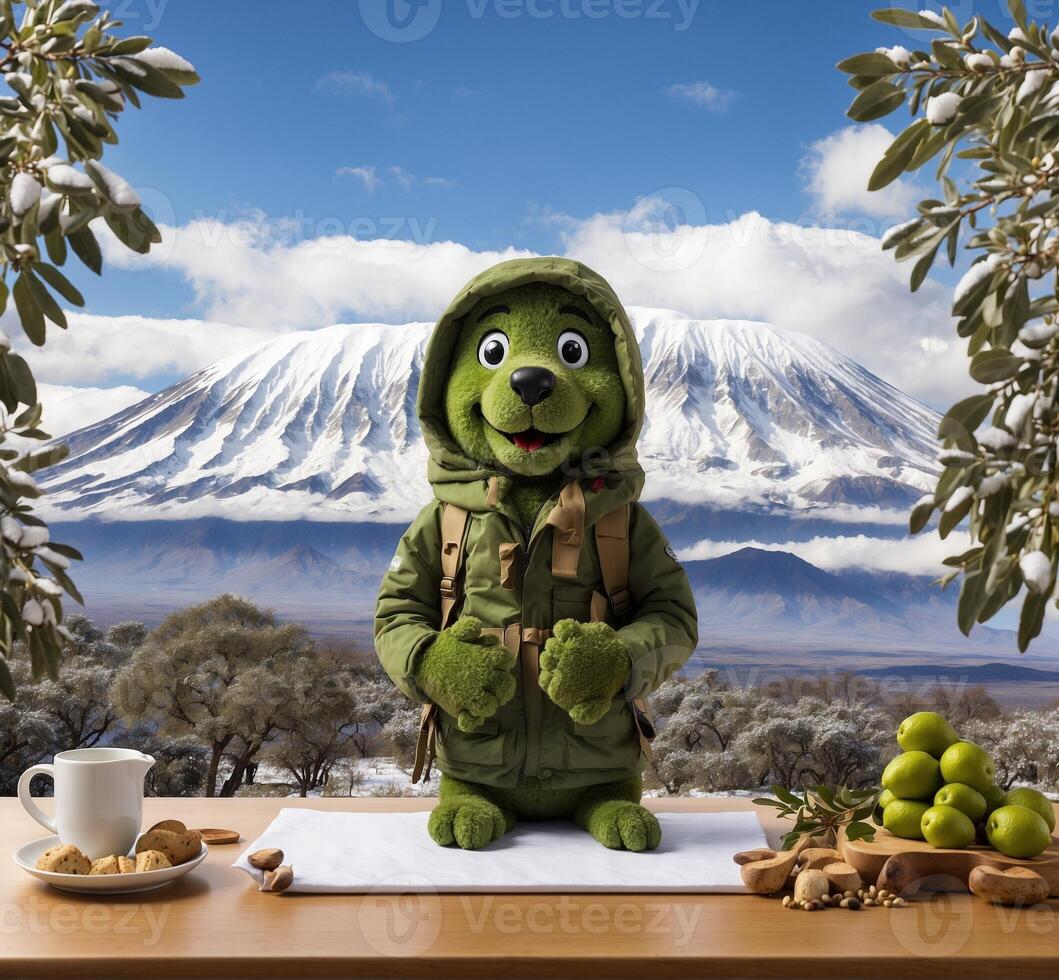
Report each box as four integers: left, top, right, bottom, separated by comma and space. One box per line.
37, 383, 149, 437
666, 81, 735, 112
388, 166, 415, 191
335, 166, 451, 194
92, 196, 968, 409
315, 70, 395, 104
100, 214, 533, 332
336, 166, 382, 194
803, 125, 922, 218
681, 532, 971, 576
560, 200, 966, 409
9, 310, 271, 385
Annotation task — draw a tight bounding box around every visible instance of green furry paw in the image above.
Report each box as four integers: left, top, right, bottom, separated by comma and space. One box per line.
428, 797, 508, 849
585, 801, 661, 852
539, 620, 629, 725
415, 616, 517, 731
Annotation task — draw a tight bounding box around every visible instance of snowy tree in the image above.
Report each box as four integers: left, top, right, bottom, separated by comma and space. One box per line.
849, 3, 1059, 648
650, 677, 893, 793
964, 708, 1059, 789
382, 703, 422, 771
116, 596, 315, 798
0, 2, 197, 699
262, 656, 361, 797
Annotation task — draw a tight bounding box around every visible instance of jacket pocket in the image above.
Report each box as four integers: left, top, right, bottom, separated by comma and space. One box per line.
552, 585, 594, 624
435, 715, 504, 766
564, 699, 639, 772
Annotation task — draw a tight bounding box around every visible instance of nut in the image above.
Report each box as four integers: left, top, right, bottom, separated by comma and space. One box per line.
841, 897, 862, 910
968, 865, 1050, 907
822, 861, 862, 895
793, 869, 830, 906
260, 865, 294, 893
782, 895, 791, 908
248, 847, 285, 872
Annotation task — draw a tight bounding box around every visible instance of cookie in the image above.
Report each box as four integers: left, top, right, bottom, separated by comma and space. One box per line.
36, 844, 91, 875
134, 849, 172, 872
135, 826, 201, 865
89, 855, 123, 876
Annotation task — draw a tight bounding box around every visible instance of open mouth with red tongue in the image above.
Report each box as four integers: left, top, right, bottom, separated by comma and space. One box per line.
508, 428, 562, 453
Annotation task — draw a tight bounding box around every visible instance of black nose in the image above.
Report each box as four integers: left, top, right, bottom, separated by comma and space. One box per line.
510, 367, 555, 407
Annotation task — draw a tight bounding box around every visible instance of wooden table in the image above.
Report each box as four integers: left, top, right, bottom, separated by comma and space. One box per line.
2, 796, 1057, 979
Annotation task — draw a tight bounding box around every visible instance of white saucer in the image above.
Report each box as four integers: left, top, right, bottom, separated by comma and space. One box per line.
14, 836, 208, 894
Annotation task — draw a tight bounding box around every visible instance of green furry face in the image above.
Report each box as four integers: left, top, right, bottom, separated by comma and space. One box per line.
444, 283, 626, 478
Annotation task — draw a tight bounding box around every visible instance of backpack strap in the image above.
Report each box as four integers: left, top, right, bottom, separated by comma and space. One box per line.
594, 504, 631, 618
592, 504, 654, 760
545, 481, 586, 580
439, 503, 469, 630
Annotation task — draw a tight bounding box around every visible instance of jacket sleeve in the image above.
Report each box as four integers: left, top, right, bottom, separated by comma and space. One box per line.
374, 501, 444, 703
618, 504, 698, 699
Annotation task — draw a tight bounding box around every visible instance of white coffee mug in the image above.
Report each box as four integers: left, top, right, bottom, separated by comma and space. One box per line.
17, 748, 155, 859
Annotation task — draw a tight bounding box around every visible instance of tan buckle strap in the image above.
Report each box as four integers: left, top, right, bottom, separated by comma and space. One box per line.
411, 703, 438, 784
595, 504, 632, 618
439, 504, 469, 629
545, 482, 586, 580
632, 697, 655, 761
498, 542, 520, 591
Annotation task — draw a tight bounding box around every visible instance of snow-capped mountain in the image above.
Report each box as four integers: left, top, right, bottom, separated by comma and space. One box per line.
40, 309, 940, 522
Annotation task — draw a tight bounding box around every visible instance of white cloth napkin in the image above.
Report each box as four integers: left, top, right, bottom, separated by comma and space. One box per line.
233, 808, 766, 893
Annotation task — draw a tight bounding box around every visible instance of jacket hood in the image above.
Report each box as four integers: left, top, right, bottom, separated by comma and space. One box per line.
417, 257, 646, 514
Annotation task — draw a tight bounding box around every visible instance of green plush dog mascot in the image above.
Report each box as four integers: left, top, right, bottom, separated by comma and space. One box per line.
376, 257, 697, 851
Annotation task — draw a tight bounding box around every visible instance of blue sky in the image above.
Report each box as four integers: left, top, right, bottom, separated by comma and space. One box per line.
89, 0, 937, 318
20, 0, 1030, 437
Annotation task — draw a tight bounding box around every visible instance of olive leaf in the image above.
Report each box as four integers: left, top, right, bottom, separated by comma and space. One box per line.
850, 6, 1059, 649
0, 2, 197, 698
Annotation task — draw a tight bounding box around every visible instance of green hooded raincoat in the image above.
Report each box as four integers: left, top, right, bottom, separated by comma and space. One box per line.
375, 257, 697, 790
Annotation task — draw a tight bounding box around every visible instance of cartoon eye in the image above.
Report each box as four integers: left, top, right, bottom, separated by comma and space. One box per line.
557, 330, 589, 369
478, 331, 509, 369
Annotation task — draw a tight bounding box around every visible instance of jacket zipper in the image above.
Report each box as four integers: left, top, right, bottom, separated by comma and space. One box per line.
513, 487, 567, 782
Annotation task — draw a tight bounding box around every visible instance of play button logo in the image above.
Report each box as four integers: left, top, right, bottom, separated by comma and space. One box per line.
358, 0, 443, 42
